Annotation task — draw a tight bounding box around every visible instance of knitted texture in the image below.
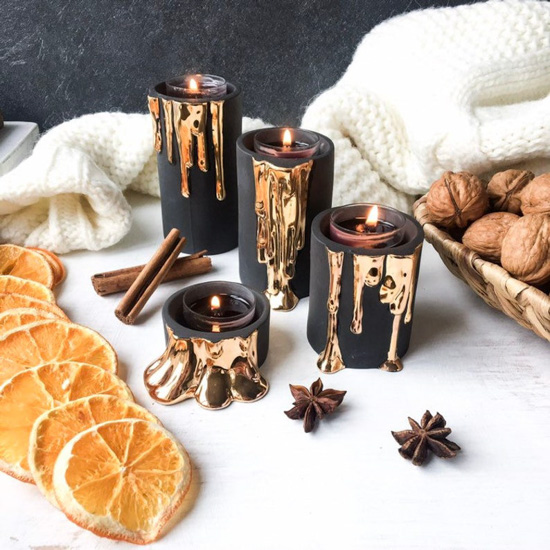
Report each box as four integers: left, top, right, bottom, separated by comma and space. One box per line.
0, 113, 263, 253
302, 0, 550, 211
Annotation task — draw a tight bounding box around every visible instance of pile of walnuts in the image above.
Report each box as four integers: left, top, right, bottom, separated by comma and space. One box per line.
426, 170, 550, 288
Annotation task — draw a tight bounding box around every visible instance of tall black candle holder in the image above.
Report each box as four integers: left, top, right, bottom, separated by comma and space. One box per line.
147, 80, 242, 254
144, 281, 270, 410
236, 129, 334, 311
307, 207, 424, 373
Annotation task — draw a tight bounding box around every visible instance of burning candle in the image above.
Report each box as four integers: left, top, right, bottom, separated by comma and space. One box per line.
329, 204, 407, 249
165, 73, 227, 100
182, 281, 256, 332
254, 127, 320, 159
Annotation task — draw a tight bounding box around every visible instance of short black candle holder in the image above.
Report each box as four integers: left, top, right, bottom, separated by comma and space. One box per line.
144, 281, 270, 410
236, 129, 334, 311
307, 207, 424, 373
148, 80, 242, 254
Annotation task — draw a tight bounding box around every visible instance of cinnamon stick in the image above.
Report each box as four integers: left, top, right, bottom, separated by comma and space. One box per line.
92, 250, 211, 296
115, 229, 186, 325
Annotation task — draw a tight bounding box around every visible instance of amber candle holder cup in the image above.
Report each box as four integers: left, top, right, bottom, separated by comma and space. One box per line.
144, 281, 270, 410
147, 78, 242, 254
236, 128, 334, 311
307, 205, 424, 373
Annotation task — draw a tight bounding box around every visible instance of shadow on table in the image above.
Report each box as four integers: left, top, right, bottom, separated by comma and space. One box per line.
162, 461, 201, 539
409, 300, 466, 354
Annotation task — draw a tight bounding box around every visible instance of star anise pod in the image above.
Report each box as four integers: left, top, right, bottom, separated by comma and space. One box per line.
392, 410, 460, 466
284, 378, 346, 433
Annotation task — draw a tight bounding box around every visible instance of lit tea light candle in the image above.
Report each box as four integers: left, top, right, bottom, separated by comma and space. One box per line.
254, 127, 320, 159
182, 281, 256, 332
165, 73, 227, 100
329, 204, 406, 249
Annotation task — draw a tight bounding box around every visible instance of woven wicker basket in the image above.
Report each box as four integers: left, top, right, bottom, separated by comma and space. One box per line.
413, 196, 550, 342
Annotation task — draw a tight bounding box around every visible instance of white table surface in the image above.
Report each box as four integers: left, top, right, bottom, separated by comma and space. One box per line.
1, 192, 549, 550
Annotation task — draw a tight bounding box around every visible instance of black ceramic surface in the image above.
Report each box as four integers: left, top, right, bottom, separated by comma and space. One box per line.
236, 129, 334, 299
163, 282, 270, 367
149, 82, 242, 254
307, 208, 424, 369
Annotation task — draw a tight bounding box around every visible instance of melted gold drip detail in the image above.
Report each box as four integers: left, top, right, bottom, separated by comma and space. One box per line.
317, 249, 345, 373
253, 159, 313, 311
210, 100, 225, 200
147, 96, 162, 153
144, 328, 268, 410
158, 97, 226, 200
172, 102, 208, 198
317, 244, 422, 374
379, 244, 422, 372
161, 99, 174, 164
351, 255, 384, 334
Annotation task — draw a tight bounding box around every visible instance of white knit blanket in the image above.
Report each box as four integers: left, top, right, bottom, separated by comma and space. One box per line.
1, 0, 549, 253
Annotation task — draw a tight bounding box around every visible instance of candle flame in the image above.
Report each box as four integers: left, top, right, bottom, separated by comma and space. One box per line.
189, 78, 198, 91
211, 295, 221, 309
283, 129, 292, 147
366, 205, 379, 227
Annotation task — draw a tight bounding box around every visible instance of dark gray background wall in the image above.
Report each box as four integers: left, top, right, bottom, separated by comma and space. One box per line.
2, 0, 477, 131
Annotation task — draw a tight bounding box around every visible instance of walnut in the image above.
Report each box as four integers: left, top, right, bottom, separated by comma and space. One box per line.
462, 212, 519, 262
520, 174, 550, 215
487, 169, 533, 214
426, 171, 489, 229
501, 214, 550, 286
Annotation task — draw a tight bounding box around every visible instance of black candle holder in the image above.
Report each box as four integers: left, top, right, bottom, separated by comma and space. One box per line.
236, 129, 334, 311
144, 281, 270, 410
307, 206, 424, 373
147, 80, 242, 254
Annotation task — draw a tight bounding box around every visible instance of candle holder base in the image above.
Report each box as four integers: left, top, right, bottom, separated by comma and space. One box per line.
307, 207, 424, 372
144, 284, 270, 410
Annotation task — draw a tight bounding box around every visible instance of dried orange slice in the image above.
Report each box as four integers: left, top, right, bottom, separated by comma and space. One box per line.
0, 320, 117, 386
0, 308, 60, 336
0, 293, 67, 319
0, 362, 133, 482
0, 275, 55, 302
29, 395, 160, 507
0, 244, 54, 288
28, 248, 66, 287
54, 419, 191, 544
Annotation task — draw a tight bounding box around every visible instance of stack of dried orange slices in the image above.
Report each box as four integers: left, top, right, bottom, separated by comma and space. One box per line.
0, 244, 192, 544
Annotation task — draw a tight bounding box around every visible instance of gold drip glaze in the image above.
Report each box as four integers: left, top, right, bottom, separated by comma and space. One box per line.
172, 102, 208, 198
161, 99, 174, 164
253, 158, 313, 311
379, 244, 422, 372
317, 243, 422, 374
144, 328, 268, 410
210, 100, 225, 201
317, 249, 345, 373
147, 96, 162, 153
351, 255, 384, 334
157, 97, 227, 200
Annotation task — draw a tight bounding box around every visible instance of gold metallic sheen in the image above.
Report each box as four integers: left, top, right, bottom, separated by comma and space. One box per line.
210, 100, 226, 201
379, 244, 422, 372
147, 96, 162, 153
317, 249, 345, 373
157, 97, 227, 200
161, 99, 174, 164
144, 328, 268, 410
253, 158, 313, 311
351, 255, 384, 334
317, 244, 422, 374
172, 102, 208, 198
